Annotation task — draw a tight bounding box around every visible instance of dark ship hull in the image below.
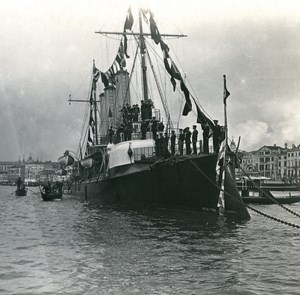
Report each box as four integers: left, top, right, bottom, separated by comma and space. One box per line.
72, 153, 250, 219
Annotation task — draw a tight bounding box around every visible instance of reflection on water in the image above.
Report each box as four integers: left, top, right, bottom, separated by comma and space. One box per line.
0, 185, 299, 294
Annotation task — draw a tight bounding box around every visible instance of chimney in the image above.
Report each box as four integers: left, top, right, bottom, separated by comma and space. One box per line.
285, 143, 288, 149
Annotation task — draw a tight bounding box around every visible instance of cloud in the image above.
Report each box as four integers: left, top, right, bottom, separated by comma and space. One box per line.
1, 1, 300, 160
231, 120, 271, 151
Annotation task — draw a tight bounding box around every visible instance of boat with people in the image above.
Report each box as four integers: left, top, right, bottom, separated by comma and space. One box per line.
62, 6, 250, 219
15, 177, 27, 196
40, 181, 63, 201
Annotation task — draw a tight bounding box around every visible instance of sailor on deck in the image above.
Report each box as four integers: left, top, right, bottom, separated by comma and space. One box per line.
202, 122, 211, 153
170, 130, 176, 156
192, 125, 198, 154
213, 120, 222, 153
185, 127, 192, 155
178, 129, 184, 155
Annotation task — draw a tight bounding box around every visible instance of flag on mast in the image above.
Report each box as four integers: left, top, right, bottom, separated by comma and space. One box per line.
93, 66, 100, 82
223, 74, 230, 105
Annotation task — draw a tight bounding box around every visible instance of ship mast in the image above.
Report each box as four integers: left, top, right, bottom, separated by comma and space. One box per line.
93, 60, 99, 145
94, 7, 187, 120
138, 9, 149, 103
68, 61, 101, 147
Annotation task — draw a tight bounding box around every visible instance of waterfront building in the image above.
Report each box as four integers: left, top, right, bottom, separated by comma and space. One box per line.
24, 156, 45, 185
240, 151, 259, 175
0, 161, 20, 184
238, 143, 300, 181
0, 156, 60, 185
285, 144, 300, 182
278, 149, 288, 180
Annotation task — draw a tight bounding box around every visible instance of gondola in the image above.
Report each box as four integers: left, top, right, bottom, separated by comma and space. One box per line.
15, 188, 27, 196
41, 191, 62, 202
40, 182, 63, 201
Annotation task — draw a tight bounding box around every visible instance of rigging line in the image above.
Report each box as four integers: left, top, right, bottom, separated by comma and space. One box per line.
146, 49, 172, 127
71, 69, 92, 101
190, 159, 300, 229
151, 39, 169, 106
77, 73, 94, 157
99, 34, 131, 41
77, 113, 89, 157
96, 85, 101, 120
132, 34, 159, 105
76, 97, 89, 157
166, 42, 213, 119
155, 53, 169, 122
122, 38, 140, 108
107, 34, 138, 108
145, 39, 185, 102
145, 38, 209, 122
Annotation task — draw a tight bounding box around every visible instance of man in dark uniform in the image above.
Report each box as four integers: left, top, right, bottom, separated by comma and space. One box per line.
170, 130, 176, 155
178, 129, 184, 155
213, 120, 222, 153
155, 133, 163, 158
157, 121, 165, 133
192, 125, 198, 154
202, 122, 210, 153
151, 117, 158, 140
163, 132, 170, 158
107, 126, 114, 143
141, 120, 148, 139
185, 127, 192, 155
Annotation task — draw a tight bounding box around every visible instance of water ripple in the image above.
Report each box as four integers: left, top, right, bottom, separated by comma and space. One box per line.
0, 186, 300, 294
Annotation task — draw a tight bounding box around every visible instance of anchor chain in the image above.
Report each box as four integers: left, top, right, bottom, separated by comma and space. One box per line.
246, 204, 300, 229
190, 159, 300, 229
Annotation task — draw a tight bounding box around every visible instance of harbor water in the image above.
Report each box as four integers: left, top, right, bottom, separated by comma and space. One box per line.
0, 185, 299, 295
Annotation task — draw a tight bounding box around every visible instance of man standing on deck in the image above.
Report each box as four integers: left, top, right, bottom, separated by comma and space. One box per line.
185, 127, 192, 155
192, 125, 198, 154
178, 129, 184, 155
170, 130, 176, 155
107, 126, 114, 144
202, 122, 210, 153
213, 120, 222, 153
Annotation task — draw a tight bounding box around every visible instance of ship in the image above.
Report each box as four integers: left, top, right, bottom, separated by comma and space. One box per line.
63, 6, 250, 220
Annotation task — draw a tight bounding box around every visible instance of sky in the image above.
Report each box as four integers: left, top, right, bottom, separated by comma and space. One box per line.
1, 0, 300, 161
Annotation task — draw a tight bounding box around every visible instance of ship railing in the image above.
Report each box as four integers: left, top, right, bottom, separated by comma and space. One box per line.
133, 147, 156, 161
100, 130, 217, 156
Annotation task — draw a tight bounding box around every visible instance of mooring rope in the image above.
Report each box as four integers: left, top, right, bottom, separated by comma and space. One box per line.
189, 159, 300, 229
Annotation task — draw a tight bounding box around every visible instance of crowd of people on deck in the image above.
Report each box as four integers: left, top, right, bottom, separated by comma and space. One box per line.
106, 101, 225, 157
108, 100, 160, 143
